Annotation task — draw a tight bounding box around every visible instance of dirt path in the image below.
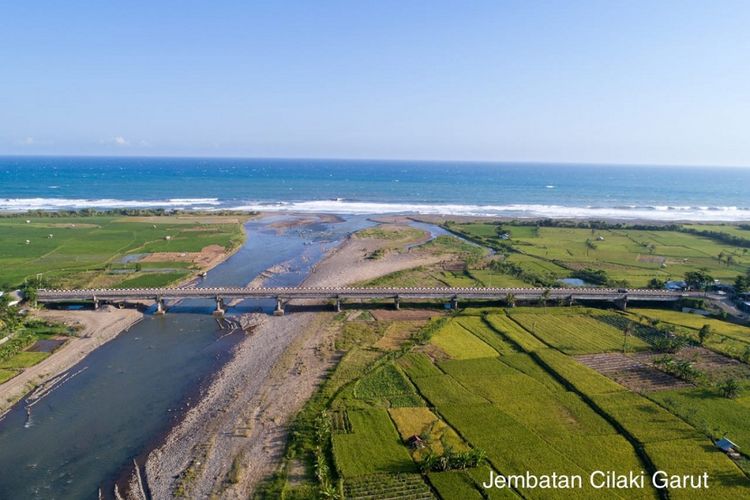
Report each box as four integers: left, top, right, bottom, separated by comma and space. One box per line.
142, 226, 437, 499
0, 308, 143, 417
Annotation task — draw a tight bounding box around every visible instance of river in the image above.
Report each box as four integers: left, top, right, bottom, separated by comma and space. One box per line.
0, 214, 372, 499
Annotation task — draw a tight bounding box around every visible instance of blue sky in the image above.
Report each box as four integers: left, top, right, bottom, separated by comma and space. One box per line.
2, 1, 750, 166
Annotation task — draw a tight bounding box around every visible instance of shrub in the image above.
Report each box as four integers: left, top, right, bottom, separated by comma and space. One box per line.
717, 378, 741, 399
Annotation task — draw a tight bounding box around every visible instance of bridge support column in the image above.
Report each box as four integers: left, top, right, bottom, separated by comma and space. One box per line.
334, 297, 341, 313
213, 296, 225, 316
615, 295, 628, 311
451, 295, 459, 310
394, 295, 400, 310
155, 297, 166, 315
567, 295, 574, 307
274, 297, 285, 316
92, 296, 99, 311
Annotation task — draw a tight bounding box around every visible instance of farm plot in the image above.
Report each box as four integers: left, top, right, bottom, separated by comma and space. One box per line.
427, 471, 484, 499
484, 314, 547, 352
332, 408, 416, 477
508, 311, 652, 354
351, 362, 424, 408
651, 387, 750, 452
343, 473, 434, 500
633, 309, 750, 358
455, 316, 519, 354
575, 353, 691, 392
429, 320, 499, 359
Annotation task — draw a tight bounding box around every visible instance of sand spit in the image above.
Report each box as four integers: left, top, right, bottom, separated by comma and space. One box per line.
0, 307, 143, 417
142, 225, 434, 499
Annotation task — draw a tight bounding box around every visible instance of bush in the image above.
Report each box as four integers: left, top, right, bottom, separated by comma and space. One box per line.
717, 378, 741, 399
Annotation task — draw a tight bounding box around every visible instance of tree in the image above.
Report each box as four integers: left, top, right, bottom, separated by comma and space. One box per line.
504, 293, 516, 308
734, 275, 749, 295
684, 270, 713, 291
646, 277, 665, 289
698, 324, 712, 345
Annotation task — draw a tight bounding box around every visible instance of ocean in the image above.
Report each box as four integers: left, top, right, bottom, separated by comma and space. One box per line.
1, 156, 749, 221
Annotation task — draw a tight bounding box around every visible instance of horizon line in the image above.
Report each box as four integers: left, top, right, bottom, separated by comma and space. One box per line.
1, 153, 750, 170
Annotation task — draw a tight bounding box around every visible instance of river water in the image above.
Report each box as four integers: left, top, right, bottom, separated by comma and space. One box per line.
0, 214, 372, 499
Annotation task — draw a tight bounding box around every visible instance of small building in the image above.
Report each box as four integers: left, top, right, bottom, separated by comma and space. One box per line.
716, 438, 741, 459
716, 438, 739, 453
665, 280, 687, 291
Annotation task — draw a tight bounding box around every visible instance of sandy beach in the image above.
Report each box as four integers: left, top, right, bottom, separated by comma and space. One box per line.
0, 307, 143, 417
142, 222, 435, 499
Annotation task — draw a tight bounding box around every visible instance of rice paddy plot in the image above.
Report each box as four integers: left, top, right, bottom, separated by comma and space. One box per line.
508, 311, 652, 355
455, 316, 519, 355
343, 473, 434, 500
427, 471, 484, 499
332, 409, 416, 477
430, 320, 499, 359
650, 387, 750, 452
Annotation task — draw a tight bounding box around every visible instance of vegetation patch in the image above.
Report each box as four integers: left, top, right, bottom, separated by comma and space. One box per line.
430, 320, 499, 359
332, 409, 416, 477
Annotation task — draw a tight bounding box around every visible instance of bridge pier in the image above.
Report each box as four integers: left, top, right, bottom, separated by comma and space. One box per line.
615, 295, 628, 311
394, 295, 400, 310
93, 296, 99, 311
155, 297, 166, 315
213, 296, 225, 317
451, 295, 459, 310
274, 297, 285, 316
334, 297, 341, 313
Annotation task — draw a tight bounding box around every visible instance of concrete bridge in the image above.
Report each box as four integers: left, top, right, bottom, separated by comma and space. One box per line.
36, 286, 699, 316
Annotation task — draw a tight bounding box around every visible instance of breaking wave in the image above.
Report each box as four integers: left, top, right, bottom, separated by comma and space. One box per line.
229, 200, 750, 221
2, 197, 749, 221
0, 197, 221, 211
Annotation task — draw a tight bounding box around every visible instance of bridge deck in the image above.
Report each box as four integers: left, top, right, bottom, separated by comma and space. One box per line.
36, 286, 695, 302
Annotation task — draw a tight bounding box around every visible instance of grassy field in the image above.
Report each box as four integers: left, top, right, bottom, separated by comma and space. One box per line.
444, 222, 750, 287
0, 214, 246, 289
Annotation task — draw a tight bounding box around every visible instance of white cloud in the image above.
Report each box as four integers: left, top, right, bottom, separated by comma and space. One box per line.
113, 136, 129, 146
18, 137, 34, 145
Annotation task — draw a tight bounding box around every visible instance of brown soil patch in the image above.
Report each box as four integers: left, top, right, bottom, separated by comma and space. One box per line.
575, 352, 691, 392
140, 244, 226, 269
370, 309, 444, 322
637, 255, 666, 264
632, 347, 750, 380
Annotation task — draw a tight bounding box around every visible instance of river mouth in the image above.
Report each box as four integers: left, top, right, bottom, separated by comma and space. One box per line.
0, 214, 373, 500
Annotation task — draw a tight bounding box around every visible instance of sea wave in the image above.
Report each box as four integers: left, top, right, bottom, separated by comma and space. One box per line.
0, 197, 221, 210
228, 200, 750, 221
2, 197, 749, 221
